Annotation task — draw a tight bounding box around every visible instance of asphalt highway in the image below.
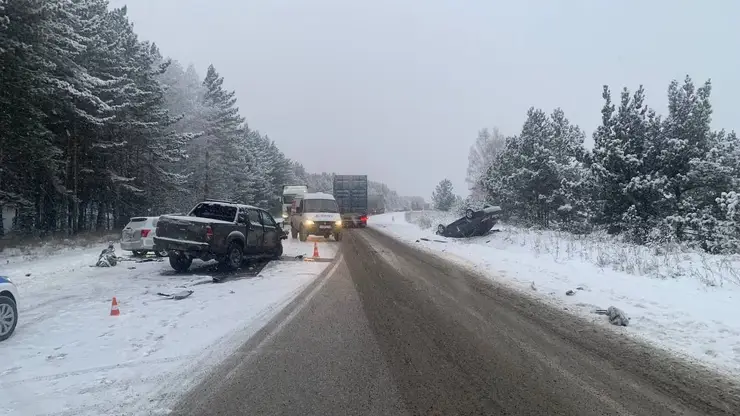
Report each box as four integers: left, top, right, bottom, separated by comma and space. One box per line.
171, 228, 740, 416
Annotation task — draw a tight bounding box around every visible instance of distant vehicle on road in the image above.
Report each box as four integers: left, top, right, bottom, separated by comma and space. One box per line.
154, 200, 287, 272
0, 276, 18, 342
333, 175, 368, 228
282, 185, 308, 220
289, 192, 343, 241
121, 216, 168, 257
368, 194, 385, 215
436, 206, 502, 238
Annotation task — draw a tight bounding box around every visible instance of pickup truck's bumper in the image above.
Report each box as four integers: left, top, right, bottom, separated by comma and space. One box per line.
153, 236, 210, 253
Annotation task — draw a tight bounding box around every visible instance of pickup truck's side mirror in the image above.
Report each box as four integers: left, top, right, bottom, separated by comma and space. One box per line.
238, 213, 248, 224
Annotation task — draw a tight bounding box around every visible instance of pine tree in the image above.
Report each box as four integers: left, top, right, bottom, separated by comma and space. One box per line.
200, 64, 245, 200
432, 179, 456, 211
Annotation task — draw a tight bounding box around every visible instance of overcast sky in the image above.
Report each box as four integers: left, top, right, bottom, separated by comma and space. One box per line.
110, 0, 739, 198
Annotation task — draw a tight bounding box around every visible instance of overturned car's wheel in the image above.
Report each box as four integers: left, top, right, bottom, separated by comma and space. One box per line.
225, 242, 244, 270
465, 209, 475, 220
291, 226, 298, 239
299, 226, 308, 242
333, 232, 342, 241
169, 253, 192, 272
132, 250, 147, 257
437, 224, 446, 235
154, 249, 168, 257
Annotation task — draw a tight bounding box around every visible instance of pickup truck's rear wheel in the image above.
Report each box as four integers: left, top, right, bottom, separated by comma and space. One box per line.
169, 253, 192, 272
226, 242, 243, 270
299, 226, 308, 242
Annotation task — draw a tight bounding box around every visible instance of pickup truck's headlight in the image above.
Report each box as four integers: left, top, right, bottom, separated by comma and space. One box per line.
282, 213, 288, 218
304, 220, 314, 226
335, 220, 342, 227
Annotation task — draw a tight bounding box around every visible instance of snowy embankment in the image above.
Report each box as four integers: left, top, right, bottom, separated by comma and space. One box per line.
369, 211, 740, 380
0, 238, 337, 416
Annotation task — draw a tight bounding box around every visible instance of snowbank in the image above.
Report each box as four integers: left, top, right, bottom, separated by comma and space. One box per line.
370, 211, 740, 380
0, 238, 338, 416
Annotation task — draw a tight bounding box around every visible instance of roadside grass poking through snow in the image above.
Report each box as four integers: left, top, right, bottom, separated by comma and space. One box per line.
405, 211, 740, 288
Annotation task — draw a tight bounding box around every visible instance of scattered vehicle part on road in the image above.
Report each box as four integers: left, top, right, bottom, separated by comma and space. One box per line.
436, 205, 502, 238
157, 290, 194, 300
96, 244, 120, 267
154, 200, 288, 273
596, 306, 631, 326
121, 216, 169, 257
0, 276, 19, 342
289, 192, 343, 242
333, 174, 368, 228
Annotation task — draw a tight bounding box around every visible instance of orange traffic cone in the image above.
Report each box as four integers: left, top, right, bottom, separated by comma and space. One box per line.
110, 297, 120, 316
313, 242, 320, 258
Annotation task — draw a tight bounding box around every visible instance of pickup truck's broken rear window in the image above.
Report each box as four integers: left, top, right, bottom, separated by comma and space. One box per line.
189, 203, 237, 222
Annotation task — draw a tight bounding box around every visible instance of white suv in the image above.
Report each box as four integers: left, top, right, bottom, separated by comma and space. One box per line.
121, 216, 168, 257
289, 192, 343, 241
0, 276, 19, 342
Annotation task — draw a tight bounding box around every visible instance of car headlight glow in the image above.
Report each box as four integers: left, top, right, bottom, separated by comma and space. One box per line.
335, 220, 342, 227
304, 220, 314, 226
282, 213, 288, 218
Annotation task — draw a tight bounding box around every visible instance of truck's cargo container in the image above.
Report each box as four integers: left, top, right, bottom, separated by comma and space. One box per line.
333, 175, 368, 228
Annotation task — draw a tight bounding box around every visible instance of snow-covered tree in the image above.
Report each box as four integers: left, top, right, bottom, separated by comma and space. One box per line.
466, 127, 506, 200
432, 179, 456, 211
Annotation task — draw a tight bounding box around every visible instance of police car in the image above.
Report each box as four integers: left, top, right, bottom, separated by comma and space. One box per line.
0, 276, 19, 341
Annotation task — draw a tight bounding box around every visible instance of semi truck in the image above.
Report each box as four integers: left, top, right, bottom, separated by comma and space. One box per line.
332, 175, 368, 228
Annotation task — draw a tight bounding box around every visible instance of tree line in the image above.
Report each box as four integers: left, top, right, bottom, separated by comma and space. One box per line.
0, 1, 405, 238
457, 76, 740, 253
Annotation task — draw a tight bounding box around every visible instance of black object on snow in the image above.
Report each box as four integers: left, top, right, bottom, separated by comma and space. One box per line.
566, 290, 576, 296
436, 206, 502, 238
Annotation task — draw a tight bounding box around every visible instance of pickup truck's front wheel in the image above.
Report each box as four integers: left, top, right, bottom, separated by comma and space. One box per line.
226, 242, 243, 270
169, 253, 192, 273
273, 242, 283, 259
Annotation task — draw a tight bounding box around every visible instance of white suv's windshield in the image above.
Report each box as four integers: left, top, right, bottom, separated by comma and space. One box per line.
303, 199, 338, 213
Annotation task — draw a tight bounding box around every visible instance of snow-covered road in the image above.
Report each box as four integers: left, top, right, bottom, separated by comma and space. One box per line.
369, 212, 740, 381
0, 238, 337, 416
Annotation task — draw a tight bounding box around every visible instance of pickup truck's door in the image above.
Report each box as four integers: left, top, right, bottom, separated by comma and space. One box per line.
260, 210, 279, 251
246, 208, 264, 253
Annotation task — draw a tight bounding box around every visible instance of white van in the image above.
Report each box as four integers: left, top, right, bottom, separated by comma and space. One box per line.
289, 192, 343, 241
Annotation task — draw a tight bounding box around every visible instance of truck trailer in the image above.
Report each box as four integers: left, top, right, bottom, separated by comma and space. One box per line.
332, 175, 368, 228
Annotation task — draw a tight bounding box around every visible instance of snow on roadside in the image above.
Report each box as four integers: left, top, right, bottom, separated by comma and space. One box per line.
0, 238, 338, 416
369, 212, 740, 380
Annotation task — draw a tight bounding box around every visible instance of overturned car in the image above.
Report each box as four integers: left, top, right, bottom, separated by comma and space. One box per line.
436, 205, 502, 238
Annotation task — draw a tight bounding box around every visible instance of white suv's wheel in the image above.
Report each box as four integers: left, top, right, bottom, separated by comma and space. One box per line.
0, 296, 18, 342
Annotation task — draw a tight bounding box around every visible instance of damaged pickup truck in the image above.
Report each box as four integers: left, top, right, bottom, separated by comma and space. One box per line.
154, 200, 287, 272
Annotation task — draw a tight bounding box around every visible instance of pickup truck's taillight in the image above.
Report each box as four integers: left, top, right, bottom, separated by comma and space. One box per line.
360, 216, 368, 222
140, 229, 151, 238
205, 225, 213, 241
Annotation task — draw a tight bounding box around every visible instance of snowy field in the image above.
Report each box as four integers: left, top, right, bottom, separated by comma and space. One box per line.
370, 211, 740, 380
0, 237, 338, 416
